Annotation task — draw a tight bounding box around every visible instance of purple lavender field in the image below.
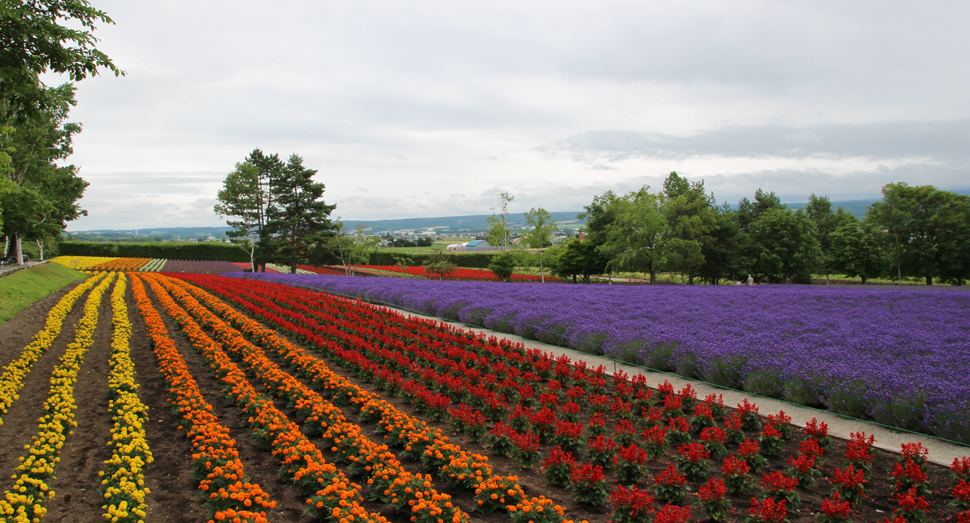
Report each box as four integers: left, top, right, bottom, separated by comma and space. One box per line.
227, 272, 970, 442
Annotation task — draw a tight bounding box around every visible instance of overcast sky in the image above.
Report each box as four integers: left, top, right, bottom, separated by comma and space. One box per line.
56, 1, 970, 230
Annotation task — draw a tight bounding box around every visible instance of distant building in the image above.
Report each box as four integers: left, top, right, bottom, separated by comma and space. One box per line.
463, 240, 492, 252
446, 243, 464, 252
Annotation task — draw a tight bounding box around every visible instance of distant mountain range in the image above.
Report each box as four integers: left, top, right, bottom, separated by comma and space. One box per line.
69, 199, 882, 238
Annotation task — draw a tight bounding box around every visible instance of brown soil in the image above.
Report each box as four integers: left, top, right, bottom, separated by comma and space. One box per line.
0, 276, 964, 523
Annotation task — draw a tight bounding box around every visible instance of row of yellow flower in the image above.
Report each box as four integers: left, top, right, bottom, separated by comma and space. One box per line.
165, 274, 573, 523
0, 272, 106, 427
149, 274, 466, 523
49, 256, 119, 270
97, 274, 153, 523
0, 272, 116, 522
139, 273, 389, 523
127, 274, 276, 523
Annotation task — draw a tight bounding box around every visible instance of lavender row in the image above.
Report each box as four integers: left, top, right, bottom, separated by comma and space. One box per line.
225, 272, 970, 443
160, 259, 244, 274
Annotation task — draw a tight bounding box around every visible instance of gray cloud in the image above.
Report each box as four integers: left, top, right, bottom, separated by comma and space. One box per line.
543, 119, 970, 163
57, 1, 970, 229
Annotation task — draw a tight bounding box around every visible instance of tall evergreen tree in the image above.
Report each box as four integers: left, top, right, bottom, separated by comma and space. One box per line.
264, 154, 336, 273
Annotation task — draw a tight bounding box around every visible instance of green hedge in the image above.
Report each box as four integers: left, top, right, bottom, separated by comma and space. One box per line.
368, 251, 495, 268
57, 241, 251, 262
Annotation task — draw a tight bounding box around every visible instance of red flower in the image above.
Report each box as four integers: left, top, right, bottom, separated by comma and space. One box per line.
748, 497, 787, 523
655, 463, 686, 487
722, 455, 750, 476
676, 442, 710, 463
761, 471, 798, 492
894, 486, 929, 513
698, 478, 727, 502
571, 463, 605, 484
654, 503, 691, 523
738, 439, 761, 457
805, 417, 829, 439
798, 438, 824, 457
821, 491, 852, 518
700, 427, 727, 444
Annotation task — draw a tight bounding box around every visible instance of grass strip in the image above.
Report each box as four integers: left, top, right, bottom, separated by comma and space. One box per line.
0, 263, 88, 325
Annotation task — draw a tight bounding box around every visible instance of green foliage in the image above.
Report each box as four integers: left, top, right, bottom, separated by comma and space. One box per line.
830, 214, 889, 283
867, 183, 970, 285
57, 240, 251, 261
0, 262, 86, 325
328, 222, 379, 276
264, 154, 337, 272
488, 252, 517, 281
749, 208, 821, 283
598, 186, 669, 283
551, 238, 607, 283
524, 207, 556, 282
424, 251, 457, 280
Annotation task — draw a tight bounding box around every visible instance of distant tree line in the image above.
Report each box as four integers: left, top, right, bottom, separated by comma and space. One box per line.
550, 172, 970, 285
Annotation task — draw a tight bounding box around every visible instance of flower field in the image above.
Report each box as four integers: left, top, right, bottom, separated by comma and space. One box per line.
230, 273, 970, 444
2, 269, 969, 523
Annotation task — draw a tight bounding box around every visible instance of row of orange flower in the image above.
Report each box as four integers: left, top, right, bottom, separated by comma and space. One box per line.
0, 273, 115, 521
167, 273, 575, 523
0, 271, 109, 427
138, 273, 389, 523
128, 274, 276, 523
147, 273, 463, 523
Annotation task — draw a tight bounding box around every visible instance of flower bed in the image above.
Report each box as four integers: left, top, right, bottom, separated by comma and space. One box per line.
0, 273, 115, 520
228, 272, 970, 443
180, 273, 970, 522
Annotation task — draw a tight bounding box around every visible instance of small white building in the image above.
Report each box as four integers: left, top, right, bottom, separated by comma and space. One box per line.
446, 243, 465, 252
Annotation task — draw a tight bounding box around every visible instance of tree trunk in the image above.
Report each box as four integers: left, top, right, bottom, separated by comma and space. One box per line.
926, 274, 932, 286
539, 252, 544, 283
688, 265, 697, 285
36, 240, 44, 261
861, 275, 867, 284
649, 270, 656, 285
14, 235, 23, 265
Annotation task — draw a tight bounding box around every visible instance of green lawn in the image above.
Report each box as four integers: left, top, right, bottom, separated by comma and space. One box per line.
0, 263, 88, 325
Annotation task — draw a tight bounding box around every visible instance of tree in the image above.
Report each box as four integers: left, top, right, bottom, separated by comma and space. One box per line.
264, 154, 337, 273
523, 207, 556, 283
749, 208, 820, 283
696, 205, 742, 284
1, 0, 122, 124
599, 186, 668, 284
488, 252, 517, 282
2, 84, 87, 264
661, 172, 717, 284
551, 238, 608, 283
805, 194, 838, 284
867, 183, 970, 285
424, 251, 457, 280
830, 215, 889, 284
214, 162, 263, 271
328, 222, 379, 276
486, 191, 515, 253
